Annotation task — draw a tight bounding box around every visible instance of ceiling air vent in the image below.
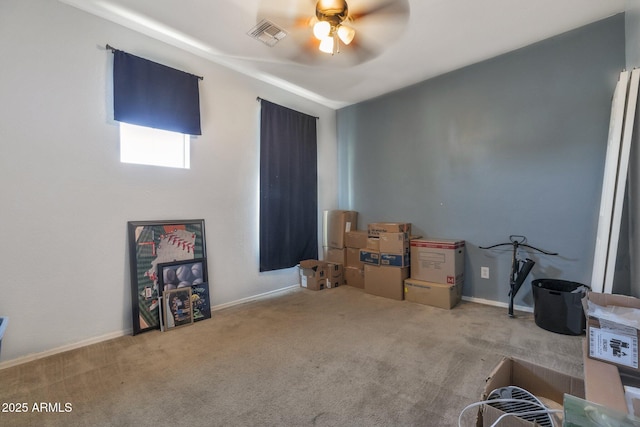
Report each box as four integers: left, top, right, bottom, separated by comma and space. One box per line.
247, 19, 287, 47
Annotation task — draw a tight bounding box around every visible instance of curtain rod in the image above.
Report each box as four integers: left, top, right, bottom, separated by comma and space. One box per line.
256, 97, 319, 120
106, 44, 204, 81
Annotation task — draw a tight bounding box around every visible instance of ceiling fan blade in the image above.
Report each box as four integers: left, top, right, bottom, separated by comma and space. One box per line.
349, 0, 410, 21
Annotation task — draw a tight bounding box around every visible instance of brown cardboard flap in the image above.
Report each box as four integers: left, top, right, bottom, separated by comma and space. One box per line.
583, 340, 628, 413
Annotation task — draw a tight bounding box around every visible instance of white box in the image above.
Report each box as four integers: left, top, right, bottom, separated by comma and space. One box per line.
410, 239, 465, 284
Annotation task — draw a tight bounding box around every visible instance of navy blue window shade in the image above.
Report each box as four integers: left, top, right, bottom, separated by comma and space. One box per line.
113, 50, 202, 135
259, 99, 318, 272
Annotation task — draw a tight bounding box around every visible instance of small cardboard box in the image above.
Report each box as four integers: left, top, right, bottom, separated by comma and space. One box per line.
360, 249, 381, 266
323, 210, 358, 248
380, 251, 410, 267
378, 232, 410, 254
410, 238, 465, 284
364, 265, 409, 301
326, 262, 344, 288
583, 292, 640, 374
478, 357, 585, 427
346, 247, 364, 269
323, 247, 346, 265
345, 266, 364, 289
368, 222, 411, 237
299, 260, 328, 291
345, 230, 369, 249
404, 278, 462, 309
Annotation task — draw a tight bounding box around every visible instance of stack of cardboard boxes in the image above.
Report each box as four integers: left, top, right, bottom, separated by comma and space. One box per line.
363, 222, 412, 301
344, 229, 368, 288
404, 238, 465, 309
323, 210, 358, 267
299, 210, 357, 291
300, 212, 466, 311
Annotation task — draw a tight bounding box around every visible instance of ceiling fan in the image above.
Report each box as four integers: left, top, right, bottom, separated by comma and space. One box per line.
255, 0, 410, 66
312, 0, 355, 54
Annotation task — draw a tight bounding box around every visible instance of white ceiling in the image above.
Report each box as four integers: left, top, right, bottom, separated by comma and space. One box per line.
60, 0, 626, 109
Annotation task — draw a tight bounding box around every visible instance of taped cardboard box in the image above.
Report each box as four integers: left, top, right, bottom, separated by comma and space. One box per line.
346, 247, 364, 269
404, 278, 462, 309
323, 247, 346, 266
360, 249, 380, 266
410, 238, 465, 285
364, 265, 409, 301
345, 266, 364, 289
323, 210, 358, 248
478, 357, 584, 427
378, 232, 410, 254
299, 260, 328, 291
583, 292, 640, 374
326, 262, 344, 288
345, 230, 369, 249
380, 251, 410, 267
366, 237, 380, 251
368, 222, 411, 237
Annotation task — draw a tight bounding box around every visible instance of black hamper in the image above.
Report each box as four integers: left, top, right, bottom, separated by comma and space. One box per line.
531, 279, 588, 335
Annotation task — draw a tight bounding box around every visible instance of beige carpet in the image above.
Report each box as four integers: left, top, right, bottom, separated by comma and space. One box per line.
0, 286, 583, 426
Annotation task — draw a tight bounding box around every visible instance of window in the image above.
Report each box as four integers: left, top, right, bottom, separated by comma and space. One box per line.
119, 122, 190, 169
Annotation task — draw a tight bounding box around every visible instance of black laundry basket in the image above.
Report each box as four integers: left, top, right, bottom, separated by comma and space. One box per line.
531, 279, 587, 335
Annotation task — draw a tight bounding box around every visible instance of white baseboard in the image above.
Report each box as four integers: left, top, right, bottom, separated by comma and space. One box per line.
211, 284, 299, 312
0, 284, 299, 371
0, 287, 526, 370
462, 296, 534, 313
0, 329, 131, 370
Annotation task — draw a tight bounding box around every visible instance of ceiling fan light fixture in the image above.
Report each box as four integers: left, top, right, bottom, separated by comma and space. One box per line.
337, 24, 355, 45
313, 20, 331, 40
316, 0, 348, 24
314, 0, 354, 54
319, 36, 334, 54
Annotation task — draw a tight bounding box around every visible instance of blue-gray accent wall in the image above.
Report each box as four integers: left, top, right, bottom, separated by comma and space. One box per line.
337, 15, 625, 308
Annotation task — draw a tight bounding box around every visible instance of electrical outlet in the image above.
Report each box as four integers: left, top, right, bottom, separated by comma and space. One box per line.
481, 267, 490, 279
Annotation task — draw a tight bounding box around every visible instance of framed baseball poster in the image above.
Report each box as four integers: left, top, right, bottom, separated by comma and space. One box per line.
127, 219, 206, 335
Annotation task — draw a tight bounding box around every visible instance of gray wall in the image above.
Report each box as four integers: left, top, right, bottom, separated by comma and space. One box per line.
337, 15, 625, 308
627, 0, 640, 298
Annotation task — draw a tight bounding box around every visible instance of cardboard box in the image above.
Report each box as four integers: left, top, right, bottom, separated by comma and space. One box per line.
583, 340, 629, 414
345, 266, 364, 289
410, 238, 465, 284
378, 232, 410, 254
368, 222, 411, 237
359, 249, 380, 266
584, 292, 640, 374
323, 247, 346, 265
380, 251, 410, 267
404, 278, 462, 309
346, 247, 364, 269
478, 357, 585, 427
345, 230, 369, 249
364, 265, 409, 301
366, 237, 380, 251
298, 260, 328, 291
625, 385, 640, 416
326, 262, 344, 288
323, 210, 358, 248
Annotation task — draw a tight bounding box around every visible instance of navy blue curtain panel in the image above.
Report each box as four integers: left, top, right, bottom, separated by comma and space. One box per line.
113, 50, 201, 135
259, 99, 318, 272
